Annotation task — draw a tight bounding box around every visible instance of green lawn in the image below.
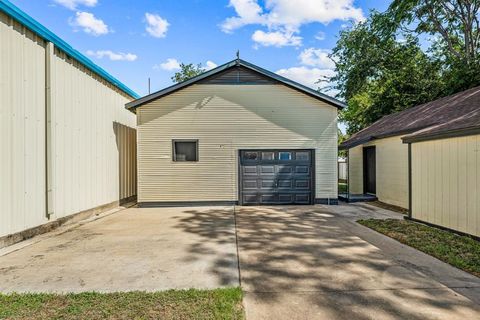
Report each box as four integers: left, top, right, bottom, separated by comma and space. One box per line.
0, 288, 244, 320
338, 182, 347, 193
358, 219, 480, 277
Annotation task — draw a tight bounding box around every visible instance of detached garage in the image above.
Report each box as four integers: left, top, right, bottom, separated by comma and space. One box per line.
126, 59, 345, 206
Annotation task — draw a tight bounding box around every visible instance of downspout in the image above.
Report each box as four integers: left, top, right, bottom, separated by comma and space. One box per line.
407, 143, 412, 219
45, 42, 54, 219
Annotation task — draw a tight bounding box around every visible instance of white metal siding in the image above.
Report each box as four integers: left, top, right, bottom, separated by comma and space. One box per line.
0, 12, 137, 237
0, 12, 46, 237
137, 84, 338, 203
412, 135, 480, 237
51, 50, 136, 220
348, 136, 409, 208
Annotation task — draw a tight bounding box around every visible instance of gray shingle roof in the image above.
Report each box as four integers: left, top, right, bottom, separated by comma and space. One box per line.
340, 86, 480, 148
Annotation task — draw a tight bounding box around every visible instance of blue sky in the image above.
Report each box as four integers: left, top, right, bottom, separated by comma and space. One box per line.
9, 0, 388, 98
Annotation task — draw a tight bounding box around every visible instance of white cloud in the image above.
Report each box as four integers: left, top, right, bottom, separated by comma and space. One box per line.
315, 31, 326, 41
252, 30, 302, 47
145, 13, 169, 38
155, 58, 181, 71
205, 61, 218, 70
86, 50, 137, 61
276, 66, 335, 90
221, 0, 364, 47
54, 0, 97, 10
70, 11, 109, 36
222, 0, 265, 33
299, 48, 335, 69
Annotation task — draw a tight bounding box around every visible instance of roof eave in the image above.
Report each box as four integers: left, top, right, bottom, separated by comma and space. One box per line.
0, 0, 139, 99
402, 126, 480, 143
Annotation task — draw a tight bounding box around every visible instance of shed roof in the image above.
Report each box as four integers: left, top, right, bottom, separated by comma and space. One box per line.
125, 58, 346, 111
0, 0, 139, 99
340, 86, 480, 149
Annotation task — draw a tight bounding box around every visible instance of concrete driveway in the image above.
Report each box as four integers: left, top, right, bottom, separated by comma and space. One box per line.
236, 204, 480, 320
0, 206, 239, 292
0, 203, 479, 319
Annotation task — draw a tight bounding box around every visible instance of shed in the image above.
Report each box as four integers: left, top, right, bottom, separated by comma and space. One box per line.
340, 87, 480, 237
127, 59, 345, 206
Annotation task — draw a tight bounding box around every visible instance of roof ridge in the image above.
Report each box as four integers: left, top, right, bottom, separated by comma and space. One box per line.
126, 58, 346, 111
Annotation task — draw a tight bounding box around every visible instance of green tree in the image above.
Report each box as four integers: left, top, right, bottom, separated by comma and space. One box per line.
171, 63, 205, 83
386, 0, 480, 94
332, 12, 444, 134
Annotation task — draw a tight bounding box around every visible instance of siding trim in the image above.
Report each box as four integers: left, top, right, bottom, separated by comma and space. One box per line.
408, 142, 412, 218
138, 201, 237, 208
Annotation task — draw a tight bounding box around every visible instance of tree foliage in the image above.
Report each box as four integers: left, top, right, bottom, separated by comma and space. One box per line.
333, 1, 480, 134
171, 63, 205, 83
387, 0, 480, 94
332, 12, 444, 134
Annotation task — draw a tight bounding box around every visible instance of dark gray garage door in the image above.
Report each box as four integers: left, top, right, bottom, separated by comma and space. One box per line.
239, 150, 314, 205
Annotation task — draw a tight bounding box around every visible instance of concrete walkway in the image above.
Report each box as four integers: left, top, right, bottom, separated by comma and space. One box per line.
236, 204, 480, 320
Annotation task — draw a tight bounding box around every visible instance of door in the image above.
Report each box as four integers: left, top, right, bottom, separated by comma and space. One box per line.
363, 146, 376, 194
239, 150, 314, 205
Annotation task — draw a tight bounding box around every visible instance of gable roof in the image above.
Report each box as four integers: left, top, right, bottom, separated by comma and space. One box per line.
0, 0, 139, 99
125, 58, 346, 111
340, 86, 480, 149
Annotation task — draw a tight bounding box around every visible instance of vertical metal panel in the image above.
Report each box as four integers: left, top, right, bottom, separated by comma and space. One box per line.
411, 134, 480, 237
51, 50, 136, 220
0, 12, 46, 237
136, 84, 338, 203
347, 136, 409, 208
0, 11, 137, 237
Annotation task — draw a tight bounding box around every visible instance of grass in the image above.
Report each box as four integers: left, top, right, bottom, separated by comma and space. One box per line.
338, 182, 347, 193
358, 219, 480, 277
0, 287, 244, 320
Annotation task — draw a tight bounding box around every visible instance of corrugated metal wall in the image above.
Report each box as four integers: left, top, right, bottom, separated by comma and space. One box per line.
137, 84, 338, 203
411, 134, 480, 237
0, 11, 137, 238
0, 12, 47, 237
348, 136, 409, 208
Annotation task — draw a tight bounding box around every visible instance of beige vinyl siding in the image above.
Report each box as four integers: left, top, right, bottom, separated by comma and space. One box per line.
411, 134, 480, 237
137, 84, 338, 203
347, 136, 409, 208
0, 11, 136, 238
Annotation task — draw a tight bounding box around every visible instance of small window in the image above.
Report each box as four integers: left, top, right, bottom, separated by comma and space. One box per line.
173, 140, 198, 162
262, 152, 274, 160
244, 152, 258, 160
279, 152, 292, 160
296, 152, 309, 161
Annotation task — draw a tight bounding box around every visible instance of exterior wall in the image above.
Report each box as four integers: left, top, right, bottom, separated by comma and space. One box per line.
411, 134, 480, 237
137, 84, 338, 203
0, 11, 136, 238
348, 136, 409, 208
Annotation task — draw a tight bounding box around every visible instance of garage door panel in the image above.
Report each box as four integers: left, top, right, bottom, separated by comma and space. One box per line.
243, 166, 258, 175
240, 150, 313, 205
260, 166, 275, 174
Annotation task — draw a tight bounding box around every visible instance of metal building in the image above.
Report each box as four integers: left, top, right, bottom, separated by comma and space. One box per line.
0, 0, 138, 246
